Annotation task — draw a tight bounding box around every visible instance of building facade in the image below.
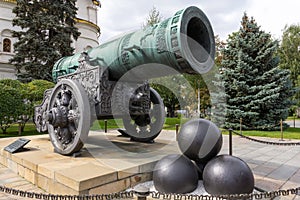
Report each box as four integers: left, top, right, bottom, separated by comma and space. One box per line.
0, 0, 100, 79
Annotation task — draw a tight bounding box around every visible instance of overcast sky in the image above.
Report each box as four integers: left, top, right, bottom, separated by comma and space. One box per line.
97, 0, 300, 43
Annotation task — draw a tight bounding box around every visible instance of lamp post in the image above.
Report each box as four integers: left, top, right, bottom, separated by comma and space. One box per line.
293, 43, 299, 124
197, 80, 201, 118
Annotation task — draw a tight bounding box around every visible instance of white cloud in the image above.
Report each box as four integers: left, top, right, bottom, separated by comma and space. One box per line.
246, 0, 300, 40
97, 0, 300, 43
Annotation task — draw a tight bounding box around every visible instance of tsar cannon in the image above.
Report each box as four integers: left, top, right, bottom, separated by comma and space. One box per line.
34, 6, 215, 155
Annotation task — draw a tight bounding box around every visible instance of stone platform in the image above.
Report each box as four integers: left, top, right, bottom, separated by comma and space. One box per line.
0, 130, 180, 195
1, 129, 300, 199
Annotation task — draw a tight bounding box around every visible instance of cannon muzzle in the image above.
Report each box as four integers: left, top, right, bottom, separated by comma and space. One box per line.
52, 6, 215, 82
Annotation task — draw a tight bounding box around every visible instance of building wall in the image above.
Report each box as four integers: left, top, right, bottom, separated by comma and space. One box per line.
77, 0, 98, 26
74, 21, 99, 52
0, 1, 18, 79
0, 0, 100, 80
74, 0, 99, 53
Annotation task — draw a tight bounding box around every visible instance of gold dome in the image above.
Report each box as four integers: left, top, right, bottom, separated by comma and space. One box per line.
92, 0, 101, 7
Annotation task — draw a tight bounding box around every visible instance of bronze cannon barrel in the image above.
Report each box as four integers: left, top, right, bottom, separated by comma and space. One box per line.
35, 6, 216, 155
52, 6, 215, 82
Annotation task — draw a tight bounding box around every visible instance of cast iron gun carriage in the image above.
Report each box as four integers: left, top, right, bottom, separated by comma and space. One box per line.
34, 6, 215, 155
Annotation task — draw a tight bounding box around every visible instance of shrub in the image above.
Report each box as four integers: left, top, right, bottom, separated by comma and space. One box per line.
26, 79, 55, 104
0, 83, 23, 133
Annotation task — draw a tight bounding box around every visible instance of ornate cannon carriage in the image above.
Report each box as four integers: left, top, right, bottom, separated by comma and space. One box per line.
34, 6, 215, 155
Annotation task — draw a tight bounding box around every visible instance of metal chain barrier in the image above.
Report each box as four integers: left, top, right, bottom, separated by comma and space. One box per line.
0, 185, 134, 200
231, 130, 300, 146
1, 184, 300, 200
150, 187, 300, 199
1, 128, 300, 199
230, 118, 282, 131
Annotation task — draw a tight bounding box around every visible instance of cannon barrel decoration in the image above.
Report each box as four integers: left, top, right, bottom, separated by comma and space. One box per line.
34, 6, 215, 155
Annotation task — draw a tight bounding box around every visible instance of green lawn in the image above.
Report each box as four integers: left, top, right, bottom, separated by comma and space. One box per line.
90, 118, 190, 131
163, 118, 189, 130
287, 116, 300, 121
222, 128, 300, 140
91, 119, 123, 130
0, 123, 41, 138
1, 118, 300, 140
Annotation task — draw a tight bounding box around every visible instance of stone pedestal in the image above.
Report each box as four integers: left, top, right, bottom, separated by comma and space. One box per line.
0, 130, 180, 195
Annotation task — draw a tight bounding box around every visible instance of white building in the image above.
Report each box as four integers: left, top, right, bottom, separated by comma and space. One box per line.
0, 0, 100, 79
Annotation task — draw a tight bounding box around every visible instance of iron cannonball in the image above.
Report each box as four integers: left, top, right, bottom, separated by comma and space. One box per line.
153, 154, 198, 194
177, 119, 222, 162
193, 161, 206, 180
203, 155, 255, 195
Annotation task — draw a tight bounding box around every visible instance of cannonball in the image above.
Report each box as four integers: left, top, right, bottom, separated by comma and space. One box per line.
153, 154, 198, 194
193, 161, 206, 180
203, 155, 255, 195
178, 119, 222, 162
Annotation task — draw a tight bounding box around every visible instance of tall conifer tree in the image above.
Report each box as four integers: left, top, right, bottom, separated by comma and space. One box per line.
10, 0, 80, 81
220, 13, 295, 130
278, 25, 300, 108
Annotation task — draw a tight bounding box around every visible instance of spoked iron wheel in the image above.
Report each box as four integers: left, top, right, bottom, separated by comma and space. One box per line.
122, 88, 165, 142
47, 79, 91, 155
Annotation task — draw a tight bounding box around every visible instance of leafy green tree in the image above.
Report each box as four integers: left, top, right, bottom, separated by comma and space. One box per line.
0, 79, 30, 133
22, 80, 54, 132
184, 74, 211, 117
0, 79, 27, 98
151, 74, 193, 117
220, 13, 295, 130
0, 83, 23, 133
214, 35, 226, 67
0, 79, 54, 133
278, 24, 300, 108
10, 0, 80, 81
22, 80, 54, 130
26, 79, 55, 104
142, 6, 162, 28
151, 82, 179, 117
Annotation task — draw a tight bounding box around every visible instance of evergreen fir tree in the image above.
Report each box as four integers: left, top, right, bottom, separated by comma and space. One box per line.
10, 0, 80, 81
210, 71, 227, 128
209, 36, 227, 127
220, 13, 295, 130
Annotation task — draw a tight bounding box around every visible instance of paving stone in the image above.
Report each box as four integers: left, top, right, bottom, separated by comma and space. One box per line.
253, 164, 278, 176
255, 176, 285, 191
1, 132, 300, 199
245, 158, 267, 166
267, 165, 299, 181
0, 171, 17, 184
285, 156, 300, 167
3, 180, 29, 188
289, 169, 300, 184
2, 177, 23, 185
17, 183, 39, 191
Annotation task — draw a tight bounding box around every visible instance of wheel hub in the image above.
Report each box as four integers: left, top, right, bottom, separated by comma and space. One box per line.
47, 106, 69, 128
132, 114, 151, 127
46, 79, 91, 155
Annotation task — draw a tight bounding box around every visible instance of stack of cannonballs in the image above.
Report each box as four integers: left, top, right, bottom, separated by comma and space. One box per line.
153, 119, 254, 195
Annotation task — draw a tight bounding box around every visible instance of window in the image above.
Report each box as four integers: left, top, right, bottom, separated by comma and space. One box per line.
3, 38, 11, 52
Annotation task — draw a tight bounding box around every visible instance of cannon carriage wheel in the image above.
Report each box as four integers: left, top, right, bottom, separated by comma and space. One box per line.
122, 88, 165, 142
47, 79, 91, 155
